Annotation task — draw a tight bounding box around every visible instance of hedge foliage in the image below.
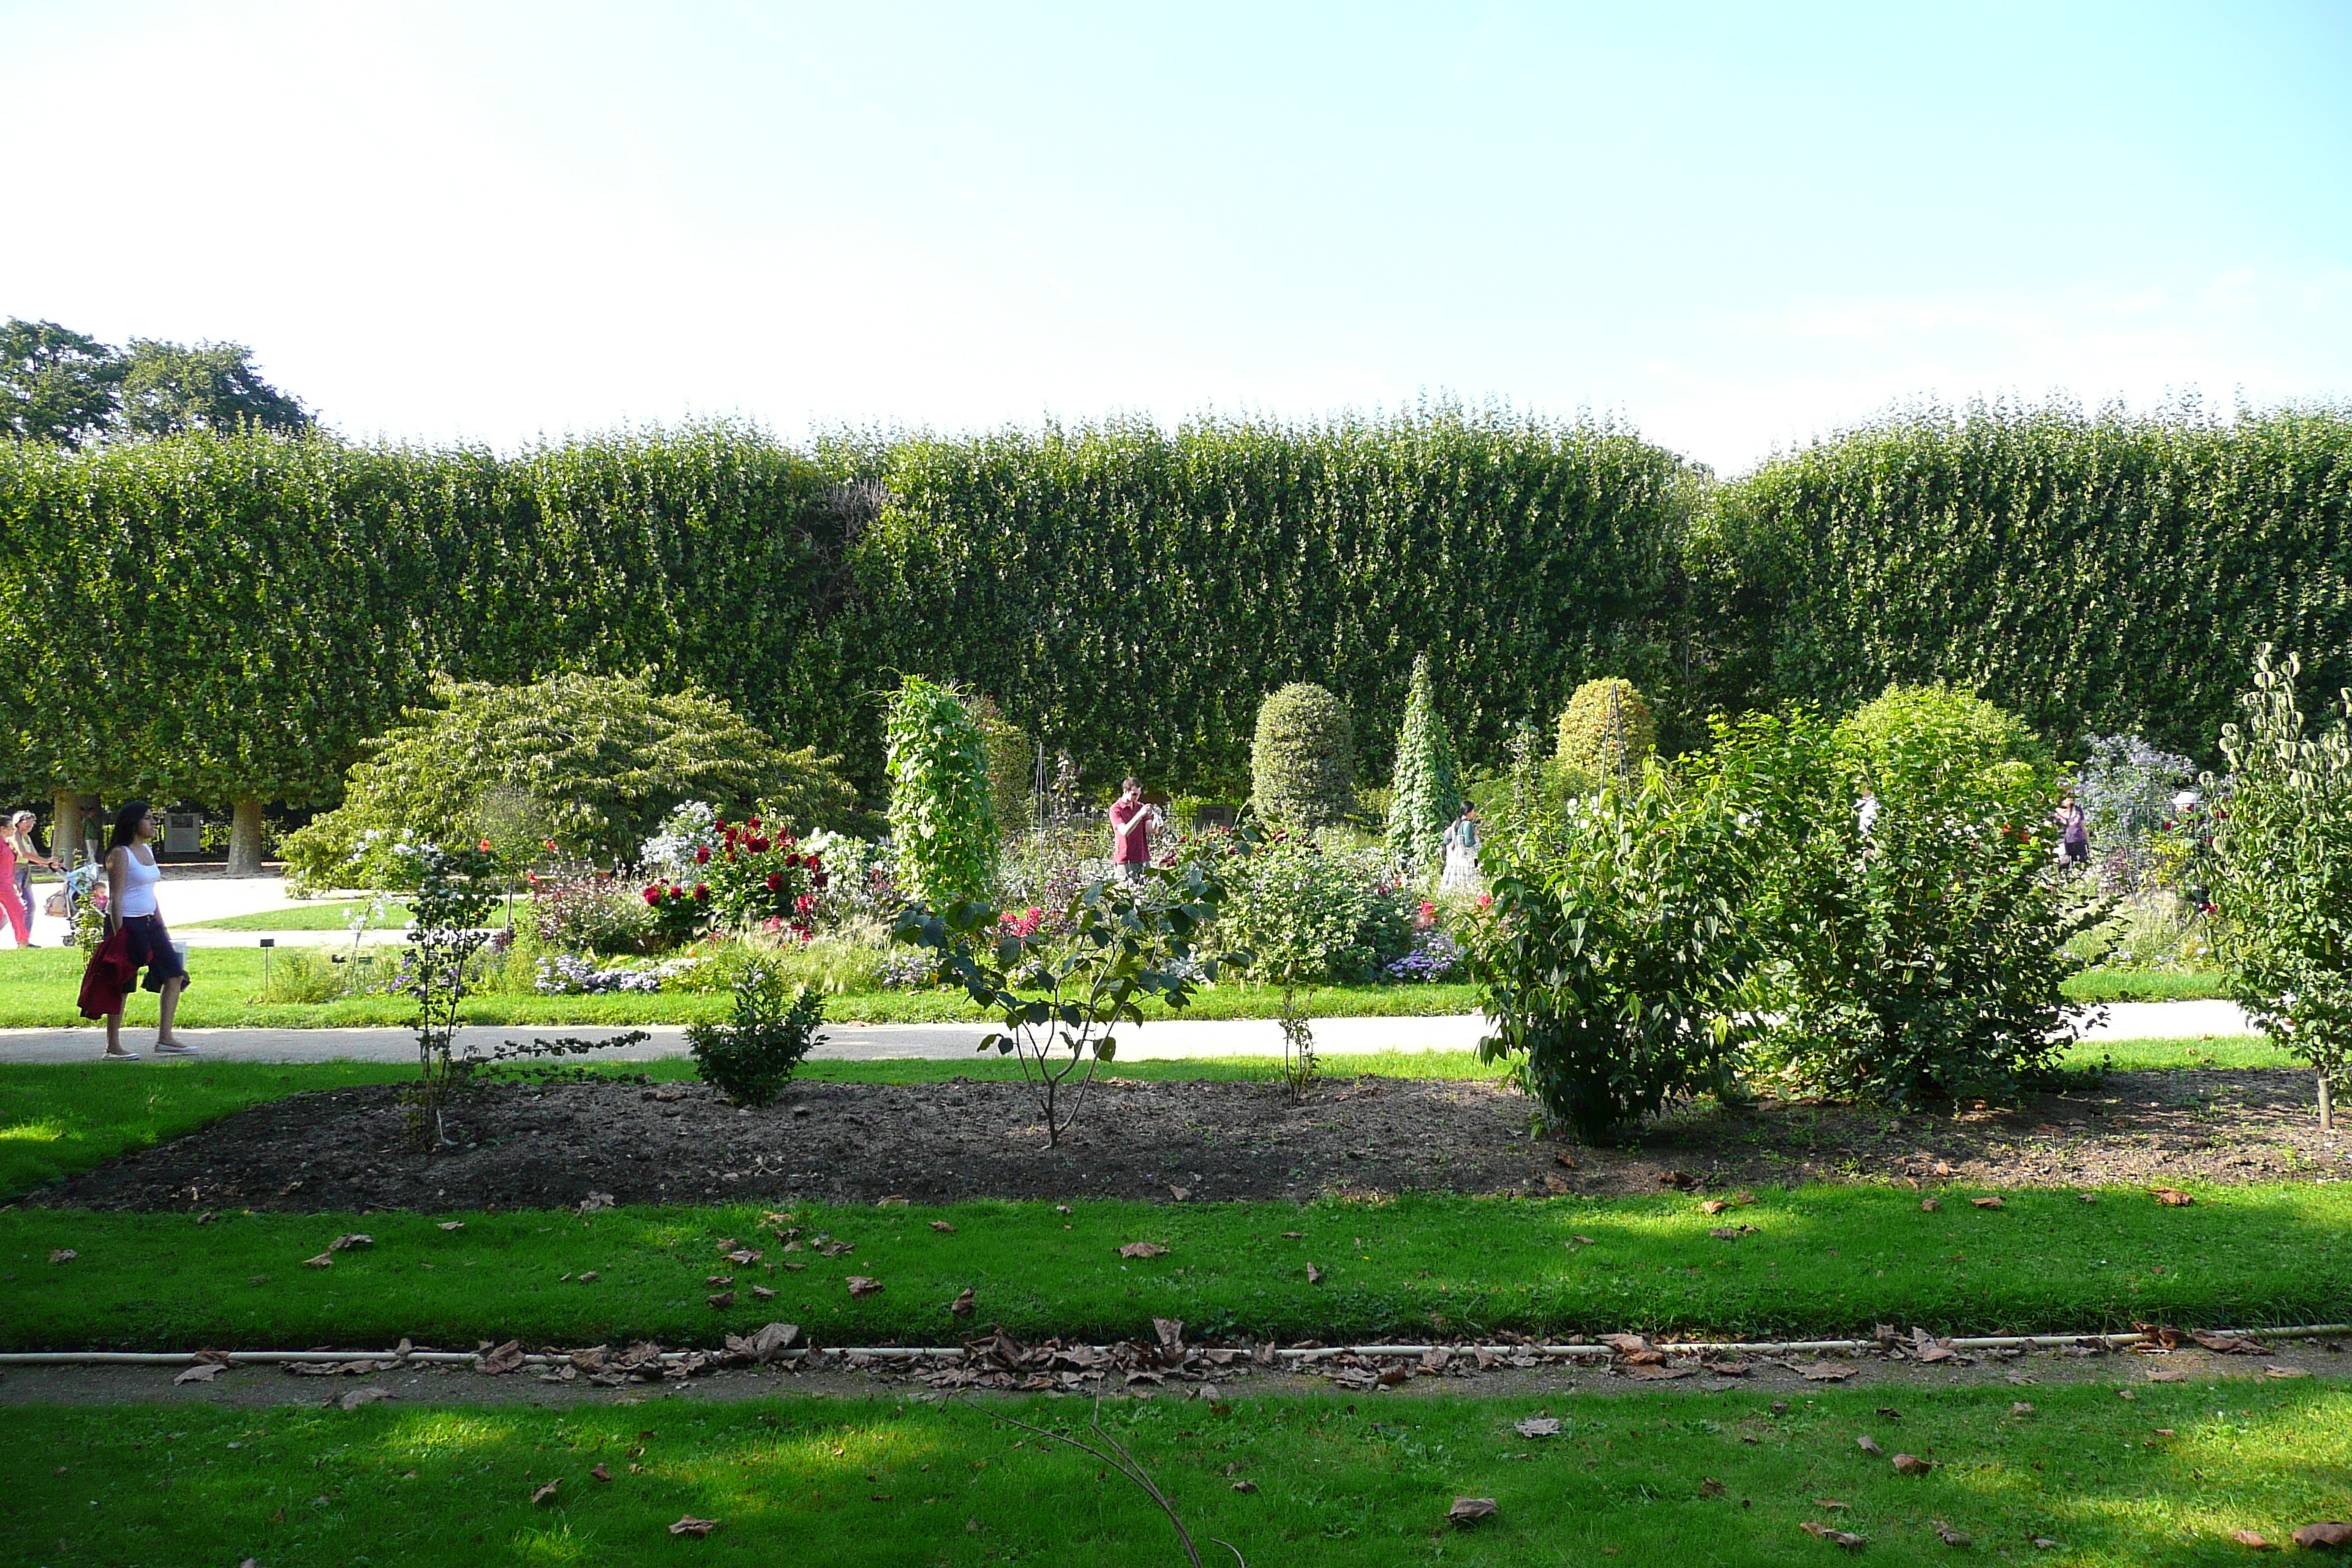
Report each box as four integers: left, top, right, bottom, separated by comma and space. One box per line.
1250, 682, 1357, 832
7, 399, 2351, 822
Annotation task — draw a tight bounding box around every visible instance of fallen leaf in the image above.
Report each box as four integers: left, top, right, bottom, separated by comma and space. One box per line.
303, 1253, 334, 1269
1545, 1175, 1572, 1194
174, 1363, 224, 1384
706, 1275, 736, 1288
723, 1248, 762, 1266
845, 1276, 881, 1298
328, 1233, 373, 1252
1658, 1170, 1697, 1189
339, 1386, 392, 1410
438, 1221, 464, 1231
1169, 1186, 1191, 1202
592, 1463, 612, 1482
1280, 1230, 1303, 1239
2149, 1187, 2196, 1207
1700, 1199, 1730, 1215
2032, 1537, 2062, 1550
478, 1341, 526, 1376
2293, 1523, 2352, 1549
579, 1271, 600, 1284
2228, 1528, 2274, 1549
1874, 1407, 1903, 1420
1222, 1475, 1256, 1494
819, 1241, 854, 1258
1935, 1521, 1972, 1546
531, 1479, 560, 1506
2264, 1365, 2311, 1379
949, 1288, 976, 1318
1572, 1233, 1597, 1245
1814, 1499, 1850, 1509
930, 1221, 957, 1233
2078, 1192, 2097, 1203
1514, 1417, 1563, 1438
1700, 1477, 1727, 1498
1446, 1497, 1499, 1528
2011, 1401, 2036, 1414
706, 1291, 735, 1309
1305, 1264, 1323, 1284
1055, 1205, 1072, 1215
1931, 1159, 1953, 1177
751, 1284, 775, 1300
1801, 1520, 1867, 1550
195, 1210, 214, 1224
1920, 1198, 1941, 1212
1118, 1243, 1168, 1259
1971, 1196, 2005, 1210
2146, 1368, 2188, 1382
1892, 1453, 1931, 1475
1857, 1435, 1885, 1456
2118, 1388, 2137, 1400
669, 1515, 720, 1537
1553, 1153, 1577, 1169
1801, 1363, 1858, 1381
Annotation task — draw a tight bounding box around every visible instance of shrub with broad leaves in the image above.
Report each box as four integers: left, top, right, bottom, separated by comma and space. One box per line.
686, 967, 826, 1107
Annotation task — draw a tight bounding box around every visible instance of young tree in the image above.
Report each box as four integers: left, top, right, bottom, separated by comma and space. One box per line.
1384, 651, 1461, 881
1250, 683, 1356, 832
2209, 647, 2352, 1130
885, 676, 997, 906
0, 318, 124, 448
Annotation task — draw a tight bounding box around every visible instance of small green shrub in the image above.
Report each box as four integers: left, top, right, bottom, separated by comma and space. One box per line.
1555, 677, 1656, 790
1222, 837, 1410, 984
1250, 683, 1356, 831
685, 967, 826, 1107
1384, 652, 1463, 882
884, 676, 998, 907
257, 949, 347, 1005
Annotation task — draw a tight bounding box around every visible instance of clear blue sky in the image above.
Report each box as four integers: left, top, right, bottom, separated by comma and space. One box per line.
3, 1, 2346, 470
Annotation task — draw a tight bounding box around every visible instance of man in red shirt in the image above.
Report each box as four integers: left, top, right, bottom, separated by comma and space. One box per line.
1107, 777, 1153, 883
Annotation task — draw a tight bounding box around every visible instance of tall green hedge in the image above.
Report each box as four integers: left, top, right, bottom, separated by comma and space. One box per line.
1697, 402, 2352, 759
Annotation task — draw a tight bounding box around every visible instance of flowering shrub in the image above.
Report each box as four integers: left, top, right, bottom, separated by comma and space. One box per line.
1385, 929, 1465, 982
639, 815, 829, 943
640, 880, 712, 944
875, 950, 939, 990
1221, 837, 1413, 984
534, 954, 663, 994
527, 859, 648, 954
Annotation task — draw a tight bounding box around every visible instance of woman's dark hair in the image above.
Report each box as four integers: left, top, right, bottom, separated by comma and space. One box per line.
109, 799, 151, 852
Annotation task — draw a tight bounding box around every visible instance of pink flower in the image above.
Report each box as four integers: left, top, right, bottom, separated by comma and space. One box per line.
1476, 893, 1493, 909
794, 894, 816, 915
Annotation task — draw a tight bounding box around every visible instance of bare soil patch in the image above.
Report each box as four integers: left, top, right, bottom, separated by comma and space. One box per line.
19, 1066, 2345, 1213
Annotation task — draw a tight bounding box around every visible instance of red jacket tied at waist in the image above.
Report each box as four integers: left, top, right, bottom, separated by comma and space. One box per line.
78, 927, 137, 1019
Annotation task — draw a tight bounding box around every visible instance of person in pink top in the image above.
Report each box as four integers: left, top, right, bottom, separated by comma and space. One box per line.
0, 815, 26, 947
1107, 777, 1153, 884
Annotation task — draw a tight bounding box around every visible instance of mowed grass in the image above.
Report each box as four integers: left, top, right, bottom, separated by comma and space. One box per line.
182, 899, 413, 930
10, 1382, 2350, 1566
0, 942, 2231, 1028
6, 1180, 2348, 1352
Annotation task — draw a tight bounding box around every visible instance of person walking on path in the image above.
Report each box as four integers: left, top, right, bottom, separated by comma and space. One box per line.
1108, 777, 1153, 884
87, 801, 193, 1058
1437, 802, 1483, 896
8, 810, 58, 944
0, 815, 27, 948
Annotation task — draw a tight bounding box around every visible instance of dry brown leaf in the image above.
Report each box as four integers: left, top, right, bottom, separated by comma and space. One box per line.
338, 1386, 392, 1410
2118, 1388, 2137, 1400
2292, 1523, 2352, 1548
1971, 1196, 2005, 1210
1118, 1243, 1168, 1259
591, 1462, 612, 1482
1447, 1497, 1499, 1528
949, 1287, 976, 1318
1931, 1159, 1953, 1177
1801, 1363, 1858, 1381
2149, 1187, 2196, 1207
1705, 1360, 1752, 1377
579, 1272, 599, 1284
1891, 1453, 1931, 1475
303, 1253, 335, 1269
2032, 1537, 2062, 1549
1232, 1478, 1257, 1492
328, 1233, 373, 1252
1935, 1522, 1972, 1546
783, 1262, 805, 1271
930, 1221, 957, 1233
1553, 1153, 1577, 1169
1699, 1477, 1727, 1498
820, 1241, 854, 1258
669, 1515, 720, 1537
2228, 1528, 2274, 1549
1658, 1170, 1697, 1189
1055, 1205, 1072, 1215
723, 1248, 761, 1266
1305, 1264, 1323, 1284
1572, 1233, 1597, 1245
2146, 1368, 2188, 1382
1280, 1230, 1303, 1239
751, 1284, 775, 1300
845, 1275, 881, 1298
48, 1247, 79, 1264
1801, 1520, 1867, 1550
478, 1341, 526, 1376
2011, 1401, 2036, 1414
1856, 1435, 1885, 1455
706, 1291, 735, 1309
1920, 1197, 1941, 1212
2264, 1365, 2311, 1379
1699, 1199, 1730, 1215
1169, 1186, 1191, 1202
706, 1275, 735, 1288
1514, 1417, 1563, 1438
174, 1363, 224, 1384
531, 1479, 560, 1506
1627, 1364, 1697, 1380
1814, 1499, 1850, 1509
1545, 1175, 1572, 1194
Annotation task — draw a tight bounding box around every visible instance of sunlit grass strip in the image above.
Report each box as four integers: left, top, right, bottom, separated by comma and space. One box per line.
3, 1183, 2346, 1352
9, 1382, 2349, 1566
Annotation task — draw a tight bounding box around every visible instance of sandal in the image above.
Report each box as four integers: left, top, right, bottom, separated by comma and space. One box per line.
101, 1051, 140, 1061
151, 1042, 200, 1057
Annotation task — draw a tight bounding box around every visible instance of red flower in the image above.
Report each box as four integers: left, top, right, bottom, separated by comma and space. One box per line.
811, 872, 829, 889
748, 817, 762, 832
642, 886, 660, 905
794, 894, 816, 915
783, 852, 802, 869
765, 872, 783, 892
544, 838, 557, 851
747, 837, 770, 854
693, 883, 709, 900
695, 845, 712, 864
478, 838, 494, 853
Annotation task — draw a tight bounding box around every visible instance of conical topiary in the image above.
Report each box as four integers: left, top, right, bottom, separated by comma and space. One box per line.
1556, 677, 1656, 791
1384, 652, 1460, 880
1251, 683, 1357, 831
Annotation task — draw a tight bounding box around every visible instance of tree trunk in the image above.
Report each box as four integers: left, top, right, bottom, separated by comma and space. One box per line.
51, 791, 83, 870
226, 796, 267, 878
2322, 1072, 2335, 1134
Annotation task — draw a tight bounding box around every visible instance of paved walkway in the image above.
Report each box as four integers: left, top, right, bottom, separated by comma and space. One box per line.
0, 1000, 2258, 1065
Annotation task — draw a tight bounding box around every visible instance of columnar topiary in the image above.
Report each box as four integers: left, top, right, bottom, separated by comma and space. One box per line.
1384, 652, 1460, 879
1251, 683, 1357, 831
885, 676, 998, 907
963, 693, 1036, 838
1556, 678, 1657, 790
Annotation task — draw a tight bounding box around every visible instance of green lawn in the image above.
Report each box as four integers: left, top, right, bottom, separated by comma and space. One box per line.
6, 1180, 2347, 1352
11, 1382, 2349, 1566
0, 941, 2235, 1027
183, 899, 413, 930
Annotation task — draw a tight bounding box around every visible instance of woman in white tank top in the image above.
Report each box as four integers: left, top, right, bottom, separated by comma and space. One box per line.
98, 800, 192, 1058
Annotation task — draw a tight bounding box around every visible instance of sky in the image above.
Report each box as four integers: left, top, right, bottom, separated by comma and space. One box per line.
2, 1, 2347, 472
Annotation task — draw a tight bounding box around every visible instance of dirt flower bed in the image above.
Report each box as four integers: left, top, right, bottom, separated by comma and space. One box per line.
21, 1066, 2347, 1213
